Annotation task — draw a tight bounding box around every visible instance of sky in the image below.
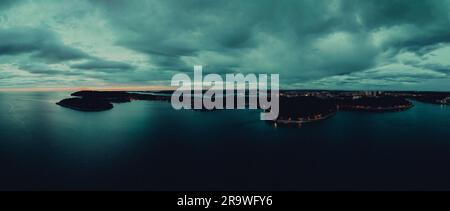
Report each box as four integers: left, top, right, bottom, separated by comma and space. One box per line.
1, 0, 450, 91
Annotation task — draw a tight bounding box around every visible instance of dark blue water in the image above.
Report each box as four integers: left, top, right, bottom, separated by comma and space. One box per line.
1, 92, 450, 190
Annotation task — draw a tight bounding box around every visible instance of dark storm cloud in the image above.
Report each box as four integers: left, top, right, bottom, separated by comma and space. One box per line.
417, 63, 450, 75
18, 64, 80, 76
342, 0, 450, 52
87, 0, 450, 84
0, 0, 19, 11
86, 1, 373, 78
2, 0, 450, 89
0, 75, 14, 80
71, 59, 134, 72
0, 28, 90, 62
34, 45, 89, 63
342, 0, 448, 28
370, 73, 443, 81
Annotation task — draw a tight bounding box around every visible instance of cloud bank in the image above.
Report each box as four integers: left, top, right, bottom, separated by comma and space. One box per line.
1, 0, 450, 90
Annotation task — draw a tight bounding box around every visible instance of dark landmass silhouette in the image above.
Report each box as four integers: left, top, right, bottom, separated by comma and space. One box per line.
57, 91, 170, 111
274, 96, 337, 124
56, 97, 113, 111
57, 90, 449, 125
336, 96, 413, 112
410, 93, 450, 105
71, 91, 132, 103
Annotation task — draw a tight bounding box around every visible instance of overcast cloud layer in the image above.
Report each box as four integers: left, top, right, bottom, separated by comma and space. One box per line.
1, 0, 450, 90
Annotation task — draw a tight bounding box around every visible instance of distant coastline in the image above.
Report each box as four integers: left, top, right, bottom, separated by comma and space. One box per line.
56, 98, 113, 112
56, 91, 171, 111
56, 90, 449, 125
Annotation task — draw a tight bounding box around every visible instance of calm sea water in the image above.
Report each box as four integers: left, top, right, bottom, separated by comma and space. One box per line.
1, 92, 450, 190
